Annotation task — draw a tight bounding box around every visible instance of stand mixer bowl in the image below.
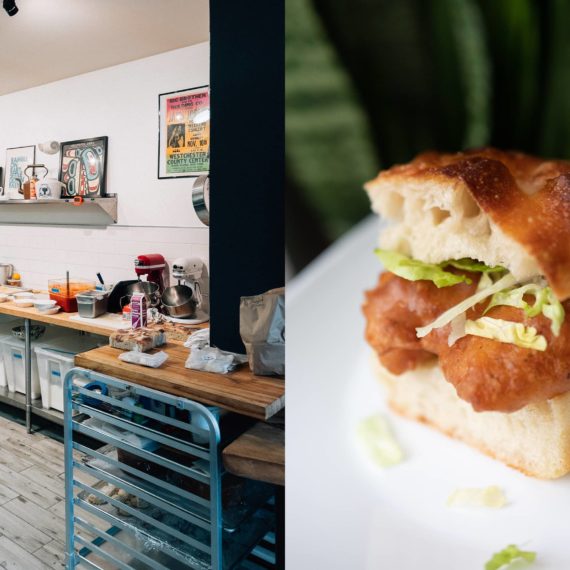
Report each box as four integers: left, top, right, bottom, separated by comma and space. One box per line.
124, 281, 161, 307
161, 285, 197, 318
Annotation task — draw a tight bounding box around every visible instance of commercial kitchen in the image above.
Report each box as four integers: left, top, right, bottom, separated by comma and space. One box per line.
0, 2, 284, 569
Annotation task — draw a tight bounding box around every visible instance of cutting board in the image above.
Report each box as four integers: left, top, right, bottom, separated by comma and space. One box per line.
75, 343, 285, 420
70, 313, 125, 329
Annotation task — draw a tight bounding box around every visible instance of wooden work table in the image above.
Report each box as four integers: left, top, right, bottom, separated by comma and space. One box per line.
0, 293, 205, 430
223, 422, 284, 485
75, 343, 285, 421
0, 301, 119, 336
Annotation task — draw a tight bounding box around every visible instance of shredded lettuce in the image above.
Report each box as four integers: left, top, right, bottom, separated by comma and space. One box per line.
416, 273, 517, 338
446, 258, 505, 273
448, 313, 467, 346
374, 250, 471, 288
477, 271, 494, 292
465, 317, 547, 351
357, 414, 404, 468
485, 284, 565, 336
446, 486, 506, 509
485, 544, 536, 570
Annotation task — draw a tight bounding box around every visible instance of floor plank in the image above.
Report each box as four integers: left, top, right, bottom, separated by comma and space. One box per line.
0, 534, 49, 569
4, 496, 65, 543
4, 437, 65, 474
0, 504, 52, 553
20, 465, 66, 499
0, 416, 69, 569
33, 540, 65, 569
0, 468, 63, 509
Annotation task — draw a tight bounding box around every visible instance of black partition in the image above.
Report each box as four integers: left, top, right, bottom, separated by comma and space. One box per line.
209, 0, 284, 353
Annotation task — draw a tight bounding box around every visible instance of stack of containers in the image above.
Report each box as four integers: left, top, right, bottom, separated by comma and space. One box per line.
0, 315, 25, 390
0, 326, 104, 406
1, 325, 63, 400
35, 334, 105, 412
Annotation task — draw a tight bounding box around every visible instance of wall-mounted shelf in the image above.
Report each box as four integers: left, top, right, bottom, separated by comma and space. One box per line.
0, 195, 118, 225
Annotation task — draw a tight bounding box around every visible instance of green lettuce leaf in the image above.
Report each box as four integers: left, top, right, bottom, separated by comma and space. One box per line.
374, 250, 471, 288
357, 414, 404, 468
445, 258, 505, 273
446, 485, 506, 509
485, 284, 565, 336
485, 544, 536, 570
465, 317, 547, 351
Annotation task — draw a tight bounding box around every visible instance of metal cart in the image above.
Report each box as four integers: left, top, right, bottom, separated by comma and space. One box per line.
63, 367, 276, 569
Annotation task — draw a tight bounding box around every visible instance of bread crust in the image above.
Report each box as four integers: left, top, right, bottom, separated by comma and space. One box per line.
366, 148, 570, 300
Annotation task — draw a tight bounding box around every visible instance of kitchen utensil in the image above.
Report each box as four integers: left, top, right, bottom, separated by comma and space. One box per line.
36, 178, 65, 200
12, 325, 45, 340
33, 299, 57, 310
24, 164, 48, 200
167, 257, 209, 323
0, 263, 13, 285
161, 285, 197, 318
37, 305, 60, 315
76, 290, 108, 318
96, 273, 105, 286
106, 279, 139, 313
127, 281, 161, 307
192, 175, 210, 226
134, 253, 168, 294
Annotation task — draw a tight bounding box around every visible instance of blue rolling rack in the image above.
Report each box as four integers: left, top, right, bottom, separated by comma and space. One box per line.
63, 367, 275, 569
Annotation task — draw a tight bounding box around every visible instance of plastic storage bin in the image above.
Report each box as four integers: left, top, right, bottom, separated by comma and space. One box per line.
0, 327, 81, 400
35, 335, 102, 412
0, 316, 23, 389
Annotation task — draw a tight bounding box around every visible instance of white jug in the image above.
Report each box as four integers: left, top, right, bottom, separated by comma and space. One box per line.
36, 178, 66, 200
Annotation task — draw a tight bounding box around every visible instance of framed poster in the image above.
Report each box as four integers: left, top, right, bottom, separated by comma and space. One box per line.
4, 145, 35, 196
59, 136, 108, 197
158, 86, 210, 179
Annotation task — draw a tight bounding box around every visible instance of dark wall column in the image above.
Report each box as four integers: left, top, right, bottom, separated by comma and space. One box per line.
209, 0, 284, 352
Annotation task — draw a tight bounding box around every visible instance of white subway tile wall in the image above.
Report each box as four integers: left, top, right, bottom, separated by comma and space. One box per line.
0, 225, 209, 290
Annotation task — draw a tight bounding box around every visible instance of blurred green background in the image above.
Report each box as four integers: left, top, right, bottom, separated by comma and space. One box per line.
286, 0, 570, 273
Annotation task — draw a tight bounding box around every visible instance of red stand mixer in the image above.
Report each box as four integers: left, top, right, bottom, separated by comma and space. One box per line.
134, 253, 169, 294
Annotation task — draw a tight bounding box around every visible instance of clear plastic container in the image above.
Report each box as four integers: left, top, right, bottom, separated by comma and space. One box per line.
48, 278, 96, 313
35, 334, 103, 411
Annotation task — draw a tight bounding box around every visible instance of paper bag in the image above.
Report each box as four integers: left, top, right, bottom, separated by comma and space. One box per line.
240, 287, 285, 376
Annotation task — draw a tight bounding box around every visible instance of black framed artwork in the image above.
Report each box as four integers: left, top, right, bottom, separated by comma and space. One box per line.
158, 86, 210, 179
59, 136, 108, 197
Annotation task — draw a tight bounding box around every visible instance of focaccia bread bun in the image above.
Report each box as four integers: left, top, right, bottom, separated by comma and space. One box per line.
365, 148, 570, 300
373, 355, 570, 479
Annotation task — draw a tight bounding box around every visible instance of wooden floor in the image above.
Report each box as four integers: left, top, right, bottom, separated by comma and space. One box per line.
0, 415, 66, 569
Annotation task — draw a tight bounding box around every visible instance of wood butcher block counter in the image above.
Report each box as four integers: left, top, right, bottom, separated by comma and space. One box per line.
0, 301, 120, 336
0, 296, 205, 340
223, 422, 285, 485
75, 343, 285, 421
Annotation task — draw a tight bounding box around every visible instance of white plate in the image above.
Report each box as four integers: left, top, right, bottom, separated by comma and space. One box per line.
37, 305, 60, 315
13, 298, 33, 307
287, 215, 570, 570
14, 292, 33, 299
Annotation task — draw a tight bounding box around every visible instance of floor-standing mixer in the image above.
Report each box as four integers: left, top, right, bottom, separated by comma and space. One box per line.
161, 257, 210, 324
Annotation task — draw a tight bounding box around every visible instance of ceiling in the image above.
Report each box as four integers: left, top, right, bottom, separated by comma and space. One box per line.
0, 0, 209, 96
